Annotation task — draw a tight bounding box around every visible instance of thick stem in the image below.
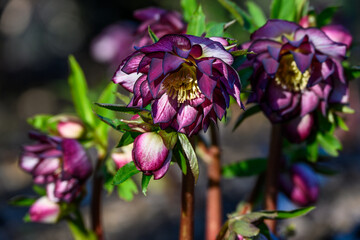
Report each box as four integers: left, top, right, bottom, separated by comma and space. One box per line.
179, 159, 195, 240
91, 158, 104, 240
206, 124, 222, 240
264, 124, 283, 234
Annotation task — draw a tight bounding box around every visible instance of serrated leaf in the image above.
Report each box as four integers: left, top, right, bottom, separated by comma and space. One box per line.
187, 5, 206, 36
113, 162, 140, 185
148, 26, 159, 43
117, 131, 141, 148
222, 158, 267, 178
117, 178, 138, 201
68, 55, 96, 127
9, 196, 36, 207
233, 105, 261, 131
173, 142, 187, 175
231, 220, 259, 237
95, 103, 146, 114
246, 1, 267, 27
271, 0, 297, 21
141, 174, 152, 196
27, 115, 53, 132
178, 133, 199, 182
316, 6, 339, 27
181, 0, 198, 22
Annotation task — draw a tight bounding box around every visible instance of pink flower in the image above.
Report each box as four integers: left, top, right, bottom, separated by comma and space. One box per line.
29, 196, 60, 223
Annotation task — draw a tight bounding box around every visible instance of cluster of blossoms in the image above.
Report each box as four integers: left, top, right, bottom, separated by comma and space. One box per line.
19, 125, 92, 223
91, 7, 186, 66
113, 34, 243, 136
242, 20, 351, 142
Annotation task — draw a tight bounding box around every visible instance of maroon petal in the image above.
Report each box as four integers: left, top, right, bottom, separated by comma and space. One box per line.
62, 139, 92, 180
329, 79, 349, 104
197, 72, 217, 100
148, 58, 164, 83
291, 51, 314, 73
163, 52, 185, 75
152, 94, 178, 124
177, 104, 198, 129
321, 60, 335, 80
212, 88, 226, 119
140, 80, 153, 107
333, 59, 346, 83
268, 45, 281, 60
248, 39, 282, 56
23, 143, 53, 153
268, 84, 293, 111
251, 19, 300, 40
133, 132, 169, 172
283, 114, 314, 143
152, 150, 172, 180
139, 34, 191, 54
189, 44, 203, 58
32, 158, 60, 176
197, 59, 214, 76
121, 53, 145, 74
133, 7, 165, 21
262, 58, 279, 76
300, 91, 319, 117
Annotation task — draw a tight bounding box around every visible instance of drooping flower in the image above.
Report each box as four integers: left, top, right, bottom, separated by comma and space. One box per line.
132, 132, 172, 180
91, 7, 186, 66
279, 163, 319, 206
19, 132, 92, 202
29, 196, 61, 223
242, 20, 349, 142
113, 34, 243, 136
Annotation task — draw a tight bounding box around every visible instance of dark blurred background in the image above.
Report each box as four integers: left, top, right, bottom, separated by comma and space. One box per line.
1, 0, 360, 239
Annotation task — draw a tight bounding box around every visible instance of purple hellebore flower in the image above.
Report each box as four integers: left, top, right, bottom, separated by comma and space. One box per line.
19, 132, 92, 202
243, 19, 350, 142
29, 196, 61, 223
113, 34, 243, 135
132, 132, 172, 180
91, 7, 186, 66
279, 163, 319, 206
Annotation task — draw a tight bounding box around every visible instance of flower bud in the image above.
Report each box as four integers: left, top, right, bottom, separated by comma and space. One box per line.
57, 119, 85, 139
29, 196, 60, 223
280, 163, 319, 206
132, 132, 172, 180
112, 144, 133, 169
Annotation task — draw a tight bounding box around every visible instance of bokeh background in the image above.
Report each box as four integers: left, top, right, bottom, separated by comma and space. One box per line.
1, 0, 360, 239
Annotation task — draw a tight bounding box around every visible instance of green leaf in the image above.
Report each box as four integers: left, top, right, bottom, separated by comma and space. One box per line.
271, 0, 297, 21
344, 65, 360, 80
117, 178, 138, 201
231, 220, 259, 237
23, 213, 31, 222
246, 1, 267, 27
9, 196, 36, 207
187, 5, 206, 36
95, 83, 118, 145
316, 6, 339, 27
273, 206, 315, 219
33, 185, 46, 196
148, 26, 159, 43
306, 137, 318, 162
206, 22, 226, 37
233, 105, 261, 131
67, 214, 97, 240
222, 158, 267, 178
181, 0, 198, 23
178, 133, 199, 182
332, 104, 355, 114
316, 132, 341, 157
158, 130, 178, 149
117, 131, 142, 148
68, 55, 96, 127
218, 0, 244, 27
95, 113, 122, 130
295, 0, 308, 21
231, 49, 255, 57
113, 162, 140, 185
173, 142, 187, 175
335, 115, 349, 131
115, 92, 131, 105
95, 103, 147, 114
141, 174, 152, 196
27, 115, 53, 132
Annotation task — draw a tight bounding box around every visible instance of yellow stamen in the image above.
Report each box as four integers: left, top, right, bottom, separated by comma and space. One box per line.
275, 54, 310, 92
163, 63, 201, 104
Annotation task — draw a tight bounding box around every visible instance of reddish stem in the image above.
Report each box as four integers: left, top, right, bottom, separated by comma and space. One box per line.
179, 158, 195, 240
205, 124, 222, 240
264, 124, 283, 234
91, 159, 104, 240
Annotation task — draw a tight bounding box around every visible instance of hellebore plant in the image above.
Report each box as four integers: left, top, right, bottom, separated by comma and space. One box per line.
243, 19, 349, 142
113, 34, 243, 135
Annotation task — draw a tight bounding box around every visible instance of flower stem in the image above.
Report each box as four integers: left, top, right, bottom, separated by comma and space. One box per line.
205, 124, 222, 240
91, 157, 104, 240
179, 158, 195, 240
264, 124, 283, 234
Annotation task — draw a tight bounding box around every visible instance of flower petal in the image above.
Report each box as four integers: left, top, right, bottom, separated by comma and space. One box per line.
300, 91, 319, 117
29, 196, 60, 224
177, 104, 198, 129
291, 51, 314, 73
251, 19, 300, 40
197, 72, 217, 100
148, 58, 164, 83
283, 114, 314, 143
152, 93, 178, 124
152, 150, 172, 180
163, 52, 185, 75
